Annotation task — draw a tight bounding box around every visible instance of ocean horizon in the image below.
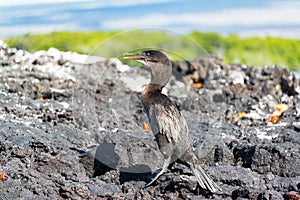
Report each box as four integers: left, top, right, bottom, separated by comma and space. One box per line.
1, 0, 300, 39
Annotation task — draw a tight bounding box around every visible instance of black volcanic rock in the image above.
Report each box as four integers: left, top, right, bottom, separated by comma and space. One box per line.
0, 42, 299, 199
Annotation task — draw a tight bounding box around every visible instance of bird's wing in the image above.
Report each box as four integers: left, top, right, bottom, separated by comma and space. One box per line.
148, 103, 188, 143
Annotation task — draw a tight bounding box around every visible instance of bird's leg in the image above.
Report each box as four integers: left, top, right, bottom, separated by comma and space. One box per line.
144, 156, 171, 187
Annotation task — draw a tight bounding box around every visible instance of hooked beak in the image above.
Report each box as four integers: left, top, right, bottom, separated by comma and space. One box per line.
122, 52, 146, 61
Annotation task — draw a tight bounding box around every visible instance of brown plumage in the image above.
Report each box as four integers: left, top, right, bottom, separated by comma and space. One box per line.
123, 50, 222, 193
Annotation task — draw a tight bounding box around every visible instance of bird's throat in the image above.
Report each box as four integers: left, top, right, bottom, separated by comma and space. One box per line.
149, 63, 172, 88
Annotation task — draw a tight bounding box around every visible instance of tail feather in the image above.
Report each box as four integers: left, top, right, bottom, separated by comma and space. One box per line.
190, 165, 222, 194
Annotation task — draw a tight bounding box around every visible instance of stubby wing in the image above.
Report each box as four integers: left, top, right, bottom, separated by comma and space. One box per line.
148, 103, 188, 143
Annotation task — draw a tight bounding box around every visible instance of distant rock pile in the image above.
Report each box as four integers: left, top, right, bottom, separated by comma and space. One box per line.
0, 41, 299, 199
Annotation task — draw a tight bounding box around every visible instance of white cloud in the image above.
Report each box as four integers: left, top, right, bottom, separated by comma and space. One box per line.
64, 0, 171, 10
236, 28, 300, 39
0, 0, 170, 8
0, 23, 81, 39
101, 2, 300, 29
97, 0, 170, 7
0, 0, 89, 7
1, 1, 300, 39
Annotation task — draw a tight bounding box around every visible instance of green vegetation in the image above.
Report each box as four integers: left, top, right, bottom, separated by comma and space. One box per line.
190, 32, 300, 71
4, 30, 300, 71
4, 31, 116, 54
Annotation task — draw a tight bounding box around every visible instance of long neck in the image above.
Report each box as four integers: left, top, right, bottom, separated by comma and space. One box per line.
149, 61, 172, 89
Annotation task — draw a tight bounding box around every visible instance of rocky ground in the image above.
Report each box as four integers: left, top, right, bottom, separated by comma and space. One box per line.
0, 41, 299, 200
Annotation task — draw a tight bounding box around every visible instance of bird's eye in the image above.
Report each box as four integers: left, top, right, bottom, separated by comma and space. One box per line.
146, 53, 150, 56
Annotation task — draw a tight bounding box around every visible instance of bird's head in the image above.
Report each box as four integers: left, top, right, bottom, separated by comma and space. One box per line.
123, 50, 172, 88
123, 50, 170, 67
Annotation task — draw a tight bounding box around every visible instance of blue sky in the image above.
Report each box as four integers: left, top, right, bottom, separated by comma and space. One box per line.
1, 0, 300, 38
